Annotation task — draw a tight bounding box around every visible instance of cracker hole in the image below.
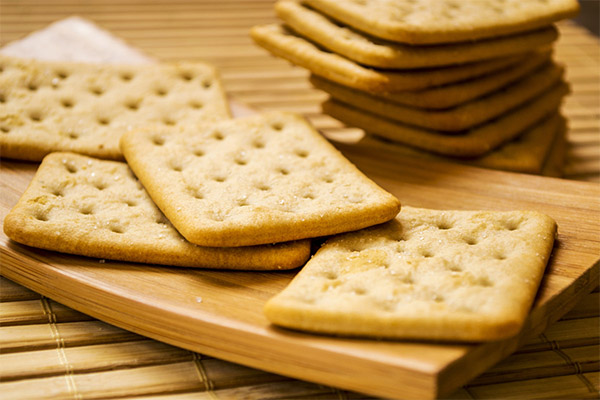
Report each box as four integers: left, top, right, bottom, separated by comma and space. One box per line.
234, 157, 247, 166
237, 198, 249, 206
27, 83, 38, 91
494, 252, 507, 261
187, 187, 204, 200
432, 294, 444, 303
94, 182, 107, 191
56, 71, 68, 79
256, 183, 270, 191
213, 175, 227, 183
193, 148, 204, 157
303, 193, 315, 200
51, 187, 64, 197
189, 100, 203, 109
155, 88, 168, 96
61, 98, 74, 108
29, 111, 43, 122
252, 139, 265, 149
322, 176, 334, 183
125, 100, 140, 111
64, 163, 77, 173
90, 87, 104, 96
0, 93, 5, 103
505, 220, 520, 231
120, 72, 134, 82
34, 212, 49, 222
448, 264, 462, 273
464, 237, 478, 246
1, 126, 10, 134
436, 221, 452, 230
324, 271, 338, 280
79, 206, 93, 215
402, 276, 414, 284
277, 167, 289, 175
181, 71, 194, 81
109, 224, 125, 234
295, 149, 309, 158
271, 122, 284, 131
124, 199, 137, 207
421, 249, 433, 258
152, 135, 165, 146
163, 117, 176, 126
97, 117, 110, 126
477, 277, 493, 287
213, 130, 224, 140
68, 132, 79, 140
202, 79, 212, 89
354, 287, 367, 295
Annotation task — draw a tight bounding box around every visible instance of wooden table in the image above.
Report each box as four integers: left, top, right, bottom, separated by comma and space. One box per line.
1, 1, 599, 399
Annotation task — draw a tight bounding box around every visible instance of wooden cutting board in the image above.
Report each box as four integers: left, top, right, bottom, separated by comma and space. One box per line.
1, 18, 599, 400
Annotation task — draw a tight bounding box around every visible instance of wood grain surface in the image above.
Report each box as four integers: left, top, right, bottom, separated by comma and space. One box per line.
1, 1, 599, 399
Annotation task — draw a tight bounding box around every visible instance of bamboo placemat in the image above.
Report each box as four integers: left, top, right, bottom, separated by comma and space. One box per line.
1, 1, 599, 399
1, 276, 598, 399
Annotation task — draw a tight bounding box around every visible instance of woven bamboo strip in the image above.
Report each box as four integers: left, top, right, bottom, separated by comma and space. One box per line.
0, 277, 41, 302
137, 381, 365, 400
469, 344, 599, 385
0, 360, 286, 400
1, 299, 92, 326
0, 340, 192, 381
519, 317, 600, 352
463, 371, 599, 399
0, 321, 140, 353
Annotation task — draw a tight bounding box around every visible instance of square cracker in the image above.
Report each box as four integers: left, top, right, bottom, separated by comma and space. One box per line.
3, 152, 310, 270
264, 206, 557, 341
304, 0, 579, 44
313, 61, 563, 132
120, 112, 401, 247
0, 55, 230, 161
350, 113, 566, 176
276, 1, 558, 69
250, 24, 526, 93
322, 80, 569, 157
341, 50, 552, 109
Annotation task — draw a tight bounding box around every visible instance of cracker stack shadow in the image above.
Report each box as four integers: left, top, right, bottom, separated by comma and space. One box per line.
250, 0, 580, 176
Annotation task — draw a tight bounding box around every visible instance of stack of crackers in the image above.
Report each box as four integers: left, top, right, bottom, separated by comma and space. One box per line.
1, 52, 559, 342
251, 0, 580, 176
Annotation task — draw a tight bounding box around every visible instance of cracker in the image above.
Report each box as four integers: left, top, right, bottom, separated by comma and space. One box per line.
0, 55, 230, 161
341, 51, 552, 109
276, 1, 558, 69
322, 81, 569, 157
250, 24, 526, 93
354, 113, 565, 175
120, 112, 401, 247
264, 206, 557, 341
304, 0, 579, 44
3, 152, 310, 270
313, 61, 563, 132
